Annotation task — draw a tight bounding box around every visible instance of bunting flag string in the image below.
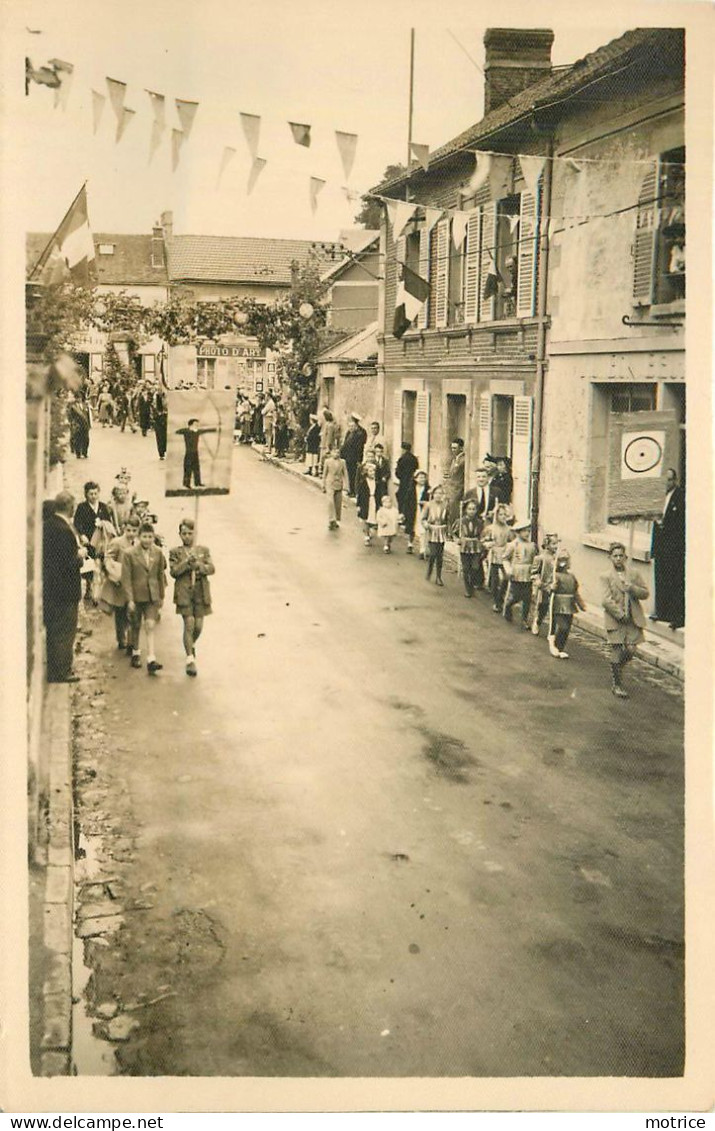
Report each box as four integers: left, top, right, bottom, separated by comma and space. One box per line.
519, 154, 546, 194
289, 121, 311, 147
506, 213, 520, 235
247, 156, 267, 195
106, 77, 126, 122
175, 98, 199, 139
116, 106, 135, 143
147, 90, 166, 163
488, 154, 512, 200
410, 142, 430, 172
423, 206, 443, 233
451, 210, 469, 249
468, 151, 491, 193
171, 128, 185, 171
335, 130, 358, 181
240, 113, 261, 159
50, 58, 73, 110
217, 146, 237, 187
385, 199, 418, 240
309, 176, 326, 215
91, 89, 105, 135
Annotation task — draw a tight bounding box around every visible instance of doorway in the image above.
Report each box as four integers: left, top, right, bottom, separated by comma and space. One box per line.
491, 394, 513, 458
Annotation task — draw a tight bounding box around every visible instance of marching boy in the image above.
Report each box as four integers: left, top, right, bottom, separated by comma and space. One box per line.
529, 532, 559, 635
547, 547, 586, 658
502, 520, 537, 627
169, 518, 216, 677
122, 522, 167, 673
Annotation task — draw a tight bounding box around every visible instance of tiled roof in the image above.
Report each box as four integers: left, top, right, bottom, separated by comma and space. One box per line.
26, 233, 167, 284
166, 235, 341, 285
374, 28, 684, 194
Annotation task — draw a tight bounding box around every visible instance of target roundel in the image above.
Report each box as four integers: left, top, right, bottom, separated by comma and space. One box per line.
623, 434, 664, 474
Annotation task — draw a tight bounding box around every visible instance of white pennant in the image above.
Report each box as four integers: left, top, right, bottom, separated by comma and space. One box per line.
488, 155, 512, 200
469, 151, 491, 193
217, 146, 236, 187
50, 59, 73, 110
147, 91, 165, 163
171, 128, 185, 171
247, 157, 266, 195
335, 131, 358, 181
309, 176, 326, 215
519, 154, 546, 195
91, 90, 105, 134
116, 106, 135, 143
106, 77, 126, 122
422, 206, 443, 233
386, 198, 417, 240
451, 210, 469, 249
240, 113, 261, 159
507, 213, 520, 235
175, 99, 199, 139
410, 142, 430, 172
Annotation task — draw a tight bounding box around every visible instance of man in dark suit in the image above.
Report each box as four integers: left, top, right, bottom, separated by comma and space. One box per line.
650, 468, 685, 629
74, 481, 114, 601
465, 467, 502, 519
340, 414, 367, 497
43, 492, 87, 683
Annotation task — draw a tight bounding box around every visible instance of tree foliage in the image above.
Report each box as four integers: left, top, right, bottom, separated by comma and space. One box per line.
354, 162, 407, 228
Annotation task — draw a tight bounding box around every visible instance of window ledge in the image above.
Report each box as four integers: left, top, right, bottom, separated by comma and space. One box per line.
650, 300, 685, 319
582, 530, 652, 563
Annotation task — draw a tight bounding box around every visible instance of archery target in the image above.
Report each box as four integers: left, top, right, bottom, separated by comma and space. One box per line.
620, 430, 665, 480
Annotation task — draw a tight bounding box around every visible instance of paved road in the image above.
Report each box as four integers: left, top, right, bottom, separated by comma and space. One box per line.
66, 427, 684, 1077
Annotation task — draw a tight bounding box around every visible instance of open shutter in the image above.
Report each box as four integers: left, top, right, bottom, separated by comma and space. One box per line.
478, 393, 492, 463
418, 227, 431, 329
516, 190, 538, 318
511, 396, 534, 520
478, 204, 497, 321
434, 219, 450, 328
414, 390, 430, 475
392, 388, 403, 473
464, 210, 481, 324
632, 160, 659, 306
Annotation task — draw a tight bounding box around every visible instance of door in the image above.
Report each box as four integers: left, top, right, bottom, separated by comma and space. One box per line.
445, 393, 467, 476
491, 395, 513, 458
402, 391, 417, 449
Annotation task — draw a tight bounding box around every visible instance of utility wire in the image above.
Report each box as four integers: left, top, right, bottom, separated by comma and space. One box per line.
446, 30, 485, 76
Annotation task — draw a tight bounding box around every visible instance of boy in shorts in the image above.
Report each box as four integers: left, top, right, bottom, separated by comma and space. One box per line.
122, 522, 167, 674
168, 518, 215, 677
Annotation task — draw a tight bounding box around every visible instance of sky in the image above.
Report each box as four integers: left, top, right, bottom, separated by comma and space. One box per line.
8, 0, 639, 241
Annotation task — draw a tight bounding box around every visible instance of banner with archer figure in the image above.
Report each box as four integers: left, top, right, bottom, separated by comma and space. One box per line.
165, 390, 235, 497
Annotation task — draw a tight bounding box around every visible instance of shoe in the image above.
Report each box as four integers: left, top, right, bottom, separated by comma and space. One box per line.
464, 592, 473, 598
147, 660, 163, 674
406, 544, 413, 554
131, 654, 142, 668
364, 536, 372, 546
531, 622, 540, 636
559, 651, 569, 659
612, 684, 629, 699
548, 636, 560, 658
436, 578, 444, 587
419, 553, 425, 561
186, 659, 197, 677
126, 644, 134, 656
116, 641, 126, 650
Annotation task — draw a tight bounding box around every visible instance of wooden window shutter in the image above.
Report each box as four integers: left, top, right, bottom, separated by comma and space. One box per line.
632, 159, 659, 306
434, 219, 450, 328
418, 227, 431, 329
464, 211, 481, 324
414, 390, 430, 474
478, 393, 492, 462
516, 189, 538, 318
478, 204, 497, 322
511, 396, 534, 520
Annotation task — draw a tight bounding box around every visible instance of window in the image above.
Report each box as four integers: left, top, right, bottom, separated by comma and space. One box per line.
633, 146, 685, 307
448, 229, 467, 325
494, 197, 520, 320
610, 384, 657, 414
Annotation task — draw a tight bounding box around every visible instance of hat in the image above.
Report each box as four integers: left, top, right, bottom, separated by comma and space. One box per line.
555, 546, 571, 562
309, 413, 318, 422
513, 519, 531, 532
350, 412, 362, 422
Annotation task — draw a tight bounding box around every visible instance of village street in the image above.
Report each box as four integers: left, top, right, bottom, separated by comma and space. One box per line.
61, 427, 685, 1079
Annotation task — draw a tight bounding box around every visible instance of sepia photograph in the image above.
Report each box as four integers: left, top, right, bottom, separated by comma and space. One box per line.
3, 0, 713, 1116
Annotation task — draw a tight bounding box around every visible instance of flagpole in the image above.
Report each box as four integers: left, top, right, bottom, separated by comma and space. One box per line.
406, 28, 415, 203
28, 181, 88, 280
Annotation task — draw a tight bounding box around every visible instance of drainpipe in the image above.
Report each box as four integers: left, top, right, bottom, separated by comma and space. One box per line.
530, 138, 554, 539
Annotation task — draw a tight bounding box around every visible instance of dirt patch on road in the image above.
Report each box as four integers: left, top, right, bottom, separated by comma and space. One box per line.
417, 727, 478, 784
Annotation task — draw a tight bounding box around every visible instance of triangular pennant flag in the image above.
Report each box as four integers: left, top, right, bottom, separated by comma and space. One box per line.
26, 58, 61, 90
451, 210, 469, 249
483, 260, 499, 301
147, 91, 166, 163
30, 184, 95, 288
341, 186, 360, 203
240, 112, 261, 159
247, 156, 267, 195
469, 151, 491, 193
50, 58, 73, 110
410, 142, 430, 172
116, 106, 135, 143
488, 154, 512, 200
106, 77, 126, 121
393, 263, 430, 338
171, 129, 185, 171
507, 213, 520, 235
422, 206, 443, 233
217, 146, 237, 187
289, 121, 311, 147
519, 154, 546, 196
402, 262, 430, 306
385, 198, 417, 240
309, 176, 326, 215
335, 130, 358, 181
91, 90, 105, 134
175, 99, 199, 139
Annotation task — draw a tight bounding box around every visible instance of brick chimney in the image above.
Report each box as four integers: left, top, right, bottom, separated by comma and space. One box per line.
151, 222, 165, 269
483, 28, 554, 114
